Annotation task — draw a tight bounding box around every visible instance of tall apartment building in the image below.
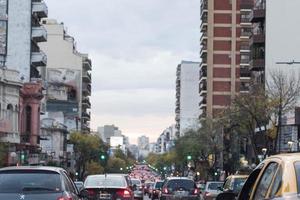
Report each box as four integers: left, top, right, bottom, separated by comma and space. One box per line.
199, 0, 252, 118
40, 19, 92, 134
175, 61, 200, 137
250, 0, 300, 152
97, 125, 122, 143
0, 0, 48, 81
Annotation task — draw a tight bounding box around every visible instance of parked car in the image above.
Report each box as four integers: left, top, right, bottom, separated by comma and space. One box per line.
203, 181, 223, 200
82, 174, 134, 200
131, 178, 143, 200
218, 153, 300, 200
150, 180, 164, 200
160, 177, 200, 200
0, 166, 82, 200
74, 181, 84, 191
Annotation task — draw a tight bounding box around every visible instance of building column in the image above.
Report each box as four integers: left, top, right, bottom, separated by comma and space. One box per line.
30, 103, 39, 146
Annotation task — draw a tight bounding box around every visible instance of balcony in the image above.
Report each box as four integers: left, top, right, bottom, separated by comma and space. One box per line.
83, 57, 92, 70
200, 44, 207, 57
200, 31, 207, 44
250, 32, 265, 45
82, 83, 91, 96
199, 82, 207, 96
82, 98, 91, 108
200, 14, 208, 30
200, 67, 207, 82
200, 0, 208, 18
240, 82, 250, 92
250, 1, 266, 22
199, 97, 207, 109
240, 67, 251, 79
32, 26, 47, 42
240, 14, 251, 25
31, 51, 47, 67
240, 44, 250, 52
240, 29, 252, 38
240, 0, 254, 10
82, 72, 91, 83
0, 132, 20, 144
250, 59, 265, 71
82, 112, 91, 120
240, 56, 250, 65
32, 1, 48, 18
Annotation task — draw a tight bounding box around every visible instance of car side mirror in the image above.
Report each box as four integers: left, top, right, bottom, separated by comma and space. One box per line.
216, 192, 235, 200
79, 189, 89, 198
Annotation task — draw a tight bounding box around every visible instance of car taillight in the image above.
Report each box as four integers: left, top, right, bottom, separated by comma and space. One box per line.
193, 188, 199, 194
163, 188, 169, 194
57, 196, 73, 200
117, 189, 131, 198
87, 189, 96, 196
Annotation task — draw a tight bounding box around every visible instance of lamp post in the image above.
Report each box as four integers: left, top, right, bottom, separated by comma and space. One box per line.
262, 148, 267, 160
288, 141, 293, 153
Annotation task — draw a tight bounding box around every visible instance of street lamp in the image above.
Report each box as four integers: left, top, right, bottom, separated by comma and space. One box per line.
288, 141, 293, 152
262, 148, 267, 160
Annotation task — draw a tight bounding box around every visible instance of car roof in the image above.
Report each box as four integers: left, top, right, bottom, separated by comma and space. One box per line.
86, 174, 127, 178
0, 166, 65, 173
226, 175, 248, 179
166, 177, 193, 180
266, 153, 300, 162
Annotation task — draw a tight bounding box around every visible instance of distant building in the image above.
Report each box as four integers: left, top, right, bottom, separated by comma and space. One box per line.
138, 135, 149, 150
156, 125, 176, 154
40, 19, 92, 133
175, 61, 200, 137
128, 144, 139, 160
97, 125, 122, 143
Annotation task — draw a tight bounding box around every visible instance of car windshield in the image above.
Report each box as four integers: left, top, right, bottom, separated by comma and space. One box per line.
85, 176, 126, 187
167, 179, 195, 191
0, 170, 62, 193
233, 178, 247, 192
131, 179, 141, 186
207, 182, 223, 190
155, 181, 163, 189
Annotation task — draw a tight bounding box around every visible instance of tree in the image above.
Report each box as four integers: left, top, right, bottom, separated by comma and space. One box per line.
266, 70, 300, 152
106, 157, 126, 173
86, 161, 105, 175
69, 132, 108, 179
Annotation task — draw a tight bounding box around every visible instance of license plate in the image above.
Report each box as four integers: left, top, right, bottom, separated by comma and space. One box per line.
99, 194, 111, 199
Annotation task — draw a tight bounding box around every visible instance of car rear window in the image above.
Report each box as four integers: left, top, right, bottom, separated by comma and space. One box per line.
131, 179, 141, 186
85, 176, 127, 188
0, 170, 62, 193
166, 179, 195, 190
207, 182, 223, 190
233, 178, 247, 192
155, 181, 163, 189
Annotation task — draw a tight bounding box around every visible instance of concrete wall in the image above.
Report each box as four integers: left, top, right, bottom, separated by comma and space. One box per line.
6, 0, 31, 81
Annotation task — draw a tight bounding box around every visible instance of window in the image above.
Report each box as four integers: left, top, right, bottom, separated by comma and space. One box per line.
269, 166, 282, 198
254, 162, 279, 199
294, 162, 300, 193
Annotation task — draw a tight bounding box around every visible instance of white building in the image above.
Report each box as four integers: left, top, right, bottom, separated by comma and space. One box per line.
175, 61, 200, 137
40, 19, 92, 133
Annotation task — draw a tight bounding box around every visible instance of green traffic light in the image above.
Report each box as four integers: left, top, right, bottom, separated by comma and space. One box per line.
100, 155, 106, 160
187, 155, 192, 160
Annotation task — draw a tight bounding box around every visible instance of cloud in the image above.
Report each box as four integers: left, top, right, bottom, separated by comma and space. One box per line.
46, 0, 200, 143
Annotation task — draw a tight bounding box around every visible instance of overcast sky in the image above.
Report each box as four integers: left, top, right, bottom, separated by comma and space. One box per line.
47, 0, 200, 144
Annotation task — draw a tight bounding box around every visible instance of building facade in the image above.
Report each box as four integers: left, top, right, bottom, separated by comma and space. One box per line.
199, 0, 252, 119
40, 19, 92, 134
175, 61, 200, 137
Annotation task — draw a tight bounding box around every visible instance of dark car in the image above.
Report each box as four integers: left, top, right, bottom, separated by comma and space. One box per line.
150, 181, 164, 200
160, 177, 199, 200
82, 174, 134, 200
0, 166, 82, 200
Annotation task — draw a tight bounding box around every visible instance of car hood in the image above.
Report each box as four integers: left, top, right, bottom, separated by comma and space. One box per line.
0, 192, 63, 200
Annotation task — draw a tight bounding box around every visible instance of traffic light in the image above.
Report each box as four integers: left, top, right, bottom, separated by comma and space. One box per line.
100, 154, 106, 160
187, 155, 192, 160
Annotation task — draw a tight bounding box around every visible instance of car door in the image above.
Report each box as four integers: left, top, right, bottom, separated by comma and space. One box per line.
251, 162, 279, 200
